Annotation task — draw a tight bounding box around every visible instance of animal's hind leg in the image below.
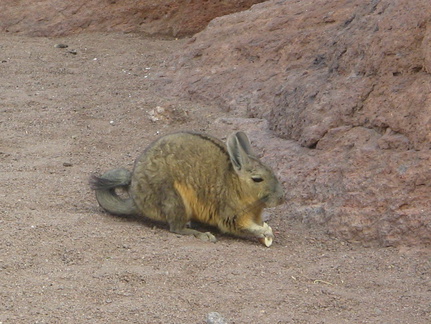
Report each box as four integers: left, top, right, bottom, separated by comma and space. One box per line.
161, 188, 217, 242
169, 224, 217, 242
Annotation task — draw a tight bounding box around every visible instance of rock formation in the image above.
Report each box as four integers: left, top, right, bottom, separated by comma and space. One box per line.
165, 0, 431, 246
0, 0, 263, 37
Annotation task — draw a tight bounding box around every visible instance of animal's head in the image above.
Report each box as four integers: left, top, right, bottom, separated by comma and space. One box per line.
227, 132, 285, 208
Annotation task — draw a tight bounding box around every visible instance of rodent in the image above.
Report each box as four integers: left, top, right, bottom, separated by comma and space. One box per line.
89, 131, 285, 246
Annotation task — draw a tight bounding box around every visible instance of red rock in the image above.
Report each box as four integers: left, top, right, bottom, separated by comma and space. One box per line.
165, 0, 431, 246
0, 0, 264, 37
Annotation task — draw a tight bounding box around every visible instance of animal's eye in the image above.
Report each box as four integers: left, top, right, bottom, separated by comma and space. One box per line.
252, 176, 264, 183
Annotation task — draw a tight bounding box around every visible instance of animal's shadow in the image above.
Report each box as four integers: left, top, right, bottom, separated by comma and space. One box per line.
91, 205, 262, 246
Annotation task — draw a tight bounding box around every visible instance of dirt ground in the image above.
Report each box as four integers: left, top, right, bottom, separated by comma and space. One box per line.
1, 32, 430, 323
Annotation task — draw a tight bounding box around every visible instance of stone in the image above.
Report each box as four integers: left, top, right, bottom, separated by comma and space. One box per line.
0, 0, 264, 37
164, 0, 431, 246
206, 312, 227, 324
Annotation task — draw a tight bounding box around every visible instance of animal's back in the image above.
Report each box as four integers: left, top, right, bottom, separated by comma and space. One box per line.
130, 132, 233, 225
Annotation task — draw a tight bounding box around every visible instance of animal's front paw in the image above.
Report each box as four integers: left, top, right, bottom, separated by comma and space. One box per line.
258, 222, 274, 247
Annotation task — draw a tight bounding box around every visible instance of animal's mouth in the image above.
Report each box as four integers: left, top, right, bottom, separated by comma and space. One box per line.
260, 195, 270, 206
262, 194, 285, 208
259, 194, 267, 200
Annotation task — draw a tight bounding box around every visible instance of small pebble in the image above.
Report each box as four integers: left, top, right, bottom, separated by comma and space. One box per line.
206, 312, 227, 324
54, 43, 68, 48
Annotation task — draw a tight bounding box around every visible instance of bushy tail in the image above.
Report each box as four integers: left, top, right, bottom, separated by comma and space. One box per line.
89, 168, 138, 216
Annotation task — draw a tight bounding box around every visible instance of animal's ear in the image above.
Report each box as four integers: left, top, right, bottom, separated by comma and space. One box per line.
227, 132, 254, 171
234, 131, 254, 156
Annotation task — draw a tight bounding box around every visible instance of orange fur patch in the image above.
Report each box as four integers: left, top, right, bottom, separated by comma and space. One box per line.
174, 181, 218, 226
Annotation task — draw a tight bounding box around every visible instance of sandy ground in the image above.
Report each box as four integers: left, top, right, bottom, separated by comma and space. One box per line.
1, 32, 430, 323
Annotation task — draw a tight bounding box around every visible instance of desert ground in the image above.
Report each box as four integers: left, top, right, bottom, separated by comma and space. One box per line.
1, 33, 430, 323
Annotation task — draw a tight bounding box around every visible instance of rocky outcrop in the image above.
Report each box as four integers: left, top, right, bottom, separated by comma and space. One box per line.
0, 0, 263, 37
165, 0, 431, 246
